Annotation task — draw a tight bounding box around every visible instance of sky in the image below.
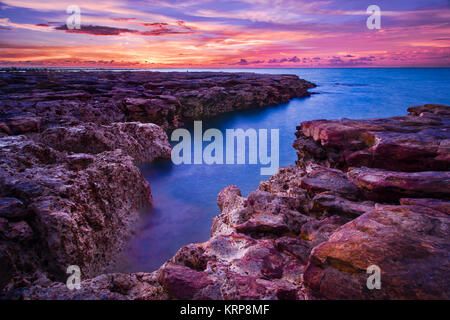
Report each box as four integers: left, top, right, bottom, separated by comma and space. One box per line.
0, 0, 449, 68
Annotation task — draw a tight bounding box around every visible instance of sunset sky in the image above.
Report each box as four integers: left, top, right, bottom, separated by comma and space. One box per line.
0, 0, 449, 68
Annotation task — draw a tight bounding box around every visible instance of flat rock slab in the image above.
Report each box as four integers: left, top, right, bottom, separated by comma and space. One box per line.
348, 167, 450, 202
294, 104, 450, 171
304, 202, 450, 299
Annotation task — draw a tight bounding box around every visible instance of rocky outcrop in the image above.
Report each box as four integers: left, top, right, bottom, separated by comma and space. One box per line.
151, 103, 450, 300
0, 70, 316, 298
347, 167, 450, 202
152, 165, 356, 300
38, 122, 171, 164
294, 104, 450, 299
304, 202, 450, 299
294, 104, 449, 171
22, 105, 448, 300
0, 70, 315, 132
3, 69, 447, 301
0, 119, 173, 292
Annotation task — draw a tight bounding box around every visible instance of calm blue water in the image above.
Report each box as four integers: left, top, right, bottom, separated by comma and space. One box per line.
119, 68, 450, 272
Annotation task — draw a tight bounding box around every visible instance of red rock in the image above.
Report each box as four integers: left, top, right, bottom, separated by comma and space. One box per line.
300, 215, 348, 247
235, 215, 290, 237
304, 204, 450, 299
347, 167, 450, 202
310, 192, 375, 219
300, 166, 358, 199
407, 104, 450, 116
217, 185, 242, 213
274, 237, 312, 264
1, 70, 315, 132
171, 243, 208, 271
399, 198, 449, 214
221, 275, 300, 300
15, 272, 167, 300
157, 264, 217, 300
0, 220, 33, 241
294, 104, 450, 171
4, 116, 41, 135
0, 122, 12, 135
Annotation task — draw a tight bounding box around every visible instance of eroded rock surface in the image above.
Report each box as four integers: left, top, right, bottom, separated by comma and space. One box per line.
304, 202, 450, 299
0, 130, 166, 291
39, 122, 171, 164
0, 70, 316, 298
14, 272, 168, 300
151, 104, 450, 300
294, 104, 450, 171
2, 72, 448, 301
0, 70, 315, 132
294, 104, 450, 299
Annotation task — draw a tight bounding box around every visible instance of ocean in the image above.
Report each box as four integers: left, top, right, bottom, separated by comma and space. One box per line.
117, 68, 450, 272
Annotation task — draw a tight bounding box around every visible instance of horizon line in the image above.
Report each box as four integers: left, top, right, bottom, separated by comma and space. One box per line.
2, 66, 450, 70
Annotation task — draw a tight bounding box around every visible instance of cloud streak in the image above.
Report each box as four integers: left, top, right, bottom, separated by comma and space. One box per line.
0, 0, 449, 67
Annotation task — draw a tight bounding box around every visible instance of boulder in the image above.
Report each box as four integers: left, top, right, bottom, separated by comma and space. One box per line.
304, 204, 450, 299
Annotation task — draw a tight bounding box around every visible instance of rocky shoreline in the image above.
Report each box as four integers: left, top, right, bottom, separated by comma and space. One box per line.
0, 70, 315, 133
10, 103, 450, 300
150, 103, 449, 300
1, 71, 448, 300
0, 70, 315, 297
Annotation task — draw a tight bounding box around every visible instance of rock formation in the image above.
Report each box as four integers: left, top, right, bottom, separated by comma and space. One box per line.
152, 103, 449, 300
0, 70, 315, 133
2, 69, 448, 300
0, 122, 171, 292
0, 70, 315, 298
